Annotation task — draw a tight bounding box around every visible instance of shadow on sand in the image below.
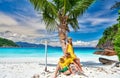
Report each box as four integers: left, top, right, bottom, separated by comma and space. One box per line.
39, 63, 57, 67
39, 61, 103, 67
81, 61, 103, 67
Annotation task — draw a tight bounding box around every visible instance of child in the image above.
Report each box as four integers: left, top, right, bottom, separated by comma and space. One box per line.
54, 57, 72, 78
59, 57, 72, 74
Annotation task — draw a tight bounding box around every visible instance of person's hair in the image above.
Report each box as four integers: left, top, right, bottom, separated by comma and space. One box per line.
65, 52, 71, 58
67, 37, 73, 46
66, 52, 70, 55
59, 57, 64, 62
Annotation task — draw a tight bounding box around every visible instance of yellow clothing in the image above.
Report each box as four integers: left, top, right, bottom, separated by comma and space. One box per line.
67, 43, 76, 59
59, 62, 67, 68
59, 57, 73, 68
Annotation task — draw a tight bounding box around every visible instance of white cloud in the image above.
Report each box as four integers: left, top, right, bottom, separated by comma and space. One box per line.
13, 12, 46, 30
0, 12, 48, 38
79, 12, 117, 26
77, 9, 118, 33
87, 17, 116, 26
0, 30, 98, 47
0, 13, 18, 26
46, 40, 98, 47
73, 40, 98, 47
0, 12, 98, 47
0, 13, 97, 47
0, 12, 59, 44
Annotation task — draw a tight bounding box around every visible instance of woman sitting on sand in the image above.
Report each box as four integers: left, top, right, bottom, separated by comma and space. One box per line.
54, 53, 80, 78
65, 37, 83, 73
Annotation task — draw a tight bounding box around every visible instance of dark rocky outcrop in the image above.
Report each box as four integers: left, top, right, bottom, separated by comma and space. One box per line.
94, 49, 117, 56
99, 57, 117, 65
96, 40, 114, 50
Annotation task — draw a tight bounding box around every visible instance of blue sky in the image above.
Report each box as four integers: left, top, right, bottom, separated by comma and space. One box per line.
0, 0, 119, 46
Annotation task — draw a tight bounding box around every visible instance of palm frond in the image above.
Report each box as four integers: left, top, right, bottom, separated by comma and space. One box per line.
30, 0, 58, 31
111, 1, 120, 10
42, 10, 57, 32
68, 0, 95, 18
53, 0, 80, 16
30, 0, 58, 17
67, 18, 80, 31
63, 0, 80, 15
53, 0, 64, 10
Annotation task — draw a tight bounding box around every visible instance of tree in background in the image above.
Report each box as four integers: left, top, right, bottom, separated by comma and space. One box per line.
30, 0, 95, 53
114, 10, 120, 61
110, 1, 120, 61
111, 1, 120, 10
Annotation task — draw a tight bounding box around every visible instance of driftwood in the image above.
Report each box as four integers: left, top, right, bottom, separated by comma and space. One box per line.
99, 57, 117, 65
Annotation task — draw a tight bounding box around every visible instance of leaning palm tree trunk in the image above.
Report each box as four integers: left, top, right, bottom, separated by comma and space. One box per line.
58, 13, 69, 53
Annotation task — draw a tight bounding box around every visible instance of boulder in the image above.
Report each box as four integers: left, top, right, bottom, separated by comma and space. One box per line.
99, 57, 117, 65
94, 49, 117, 56
94, 51, 103, 55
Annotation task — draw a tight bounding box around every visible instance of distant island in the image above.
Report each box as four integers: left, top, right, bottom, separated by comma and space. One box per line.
0, 37, 19, 47
16, 42, 45, 48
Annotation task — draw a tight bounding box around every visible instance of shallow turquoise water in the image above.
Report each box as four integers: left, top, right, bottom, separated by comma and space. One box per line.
0, 47, 96, 58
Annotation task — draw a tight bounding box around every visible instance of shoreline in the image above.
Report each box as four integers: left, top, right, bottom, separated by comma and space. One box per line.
0, 55, 118, 63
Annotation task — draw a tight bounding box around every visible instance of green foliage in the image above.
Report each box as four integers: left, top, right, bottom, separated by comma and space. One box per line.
114, 10, 120, 61
97, 24, 118, 47
98, 10, 120, 61
98, 24, 120, 61
117, 10, 120, 25
30, 0, 95, 32
0, 37, 19, 47
114, 27, 120, 61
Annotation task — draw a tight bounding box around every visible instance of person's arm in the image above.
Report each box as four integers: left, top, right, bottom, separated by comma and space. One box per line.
61, 40, 66, 54
65, 44, 68, 55
54, 63, 60, 78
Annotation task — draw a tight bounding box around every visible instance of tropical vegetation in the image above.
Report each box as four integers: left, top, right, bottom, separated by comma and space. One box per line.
0, 37, 19, 47
97, 24, 119, 49
30, 0, 95, 53
114, 10, 120, 61
97, 10, 120, 61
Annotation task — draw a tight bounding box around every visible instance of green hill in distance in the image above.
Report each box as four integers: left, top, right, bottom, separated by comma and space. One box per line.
0, 37, 19, 47
96, 24, 119, 49
95, 23, 120, 62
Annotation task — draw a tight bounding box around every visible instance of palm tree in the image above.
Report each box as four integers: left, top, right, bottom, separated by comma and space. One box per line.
30, 0, 95, 53
111, 1, 120, 9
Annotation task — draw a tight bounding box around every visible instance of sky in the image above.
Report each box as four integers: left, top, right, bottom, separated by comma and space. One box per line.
0, 0, 119, 47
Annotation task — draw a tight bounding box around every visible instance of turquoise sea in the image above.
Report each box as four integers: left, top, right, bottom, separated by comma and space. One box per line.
0, 47, 97, 58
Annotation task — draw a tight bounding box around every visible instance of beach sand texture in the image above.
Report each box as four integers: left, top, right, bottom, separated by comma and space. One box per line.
0, 57, 120, 78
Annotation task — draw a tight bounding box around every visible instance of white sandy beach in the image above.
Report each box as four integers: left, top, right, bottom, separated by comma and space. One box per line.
0, 56, 120, 78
